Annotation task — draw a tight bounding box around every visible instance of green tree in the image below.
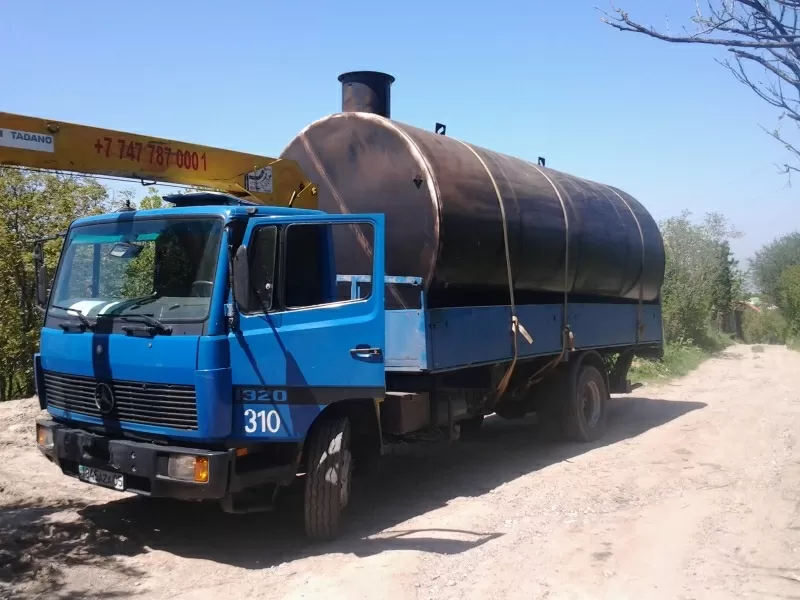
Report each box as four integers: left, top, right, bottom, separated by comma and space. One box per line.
710, 241, 740, 330
659, 211, 742, 347
138, 187, 165, 210
0, 168, 108, 400
751, 231, 800, 305
779, 264, 800, 334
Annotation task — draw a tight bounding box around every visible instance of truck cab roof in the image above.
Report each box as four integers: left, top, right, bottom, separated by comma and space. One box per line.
70, 191, 324, 227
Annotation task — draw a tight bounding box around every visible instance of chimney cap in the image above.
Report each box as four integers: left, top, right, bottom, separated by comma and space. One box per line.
338, 71, 395, 84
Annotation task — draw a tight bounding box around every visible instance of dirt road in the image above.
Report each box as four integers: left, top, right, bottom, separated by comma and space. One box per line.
2, 344, 800, 599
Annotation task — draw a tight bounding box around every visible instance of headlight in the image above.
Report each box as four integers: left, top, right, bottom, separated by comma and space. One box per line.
167, 455, 209, 483
36, 424, 54, 450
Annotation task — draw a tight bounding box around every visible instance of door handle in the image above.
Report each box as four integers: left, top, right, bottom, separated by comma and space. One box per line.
350, 347, 383, 357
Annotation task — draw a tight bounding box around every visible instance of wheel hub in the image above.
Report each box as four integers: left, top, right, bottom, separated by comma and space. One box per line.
582, 380, 602, 427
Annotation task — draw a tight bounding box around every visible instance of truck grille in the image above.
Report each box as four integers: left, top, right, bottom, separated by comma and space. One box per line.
42, 371, 198, 430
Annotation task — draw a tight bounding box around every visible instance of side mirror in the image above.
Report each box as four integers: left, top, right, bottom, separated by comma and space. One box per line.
232, 244, 251, 312
36, 264, 48, 307
33, 243, 48, 308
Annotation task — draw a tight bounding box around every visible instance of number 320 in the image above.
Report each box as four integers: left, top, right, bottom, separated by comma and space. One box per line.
243, 409, 281, 434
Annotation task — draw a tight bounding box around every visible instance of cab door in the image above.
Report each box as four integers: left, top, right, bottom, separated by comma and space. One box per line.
228, 214, 385, 441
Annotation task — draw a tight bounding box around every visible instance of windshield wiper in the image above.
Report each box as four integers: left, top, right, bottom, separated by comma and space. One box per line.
122, 293, 161, 312
50, 305, 94, 330
114, 313, 172, 335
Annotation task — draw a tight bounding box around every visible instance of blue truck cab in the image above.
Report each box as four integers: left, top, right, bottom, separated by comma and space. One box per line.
33, 191, 662, 540
33, 192, 390, 539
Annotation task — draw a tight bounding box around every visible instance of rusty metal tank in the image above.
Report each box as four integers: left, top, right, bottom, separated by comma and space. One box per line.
281, 71, 665, 309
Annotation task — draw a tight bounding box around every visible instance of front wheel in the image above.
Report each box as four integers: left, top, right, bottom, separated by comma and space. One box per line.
304, 417, 352, 541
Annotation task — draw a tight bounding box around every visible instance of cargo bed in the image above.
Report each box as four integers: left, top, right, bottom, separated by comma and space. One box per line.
338, 276, 663, 374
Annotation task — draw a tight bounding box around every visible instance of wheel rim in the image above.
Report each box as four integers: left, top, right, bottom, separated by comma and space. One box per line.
340, 448, 352, 508
581, 380, 602, 427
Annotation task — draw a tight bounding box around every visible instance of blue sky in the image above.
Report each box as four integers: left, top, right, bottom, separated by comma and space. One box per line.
1, 0, 796, 262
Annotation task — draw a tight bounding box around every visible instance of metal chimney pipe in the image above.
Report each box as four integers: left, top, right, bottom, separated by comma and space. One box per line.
338, 71, 395, 118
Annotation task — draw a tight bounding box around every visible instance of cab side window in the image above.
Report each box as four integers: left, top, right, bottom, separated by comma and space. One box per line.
283, 224, 326, 308
282, 222, 375, 309
245, 221, 375, 313
247, 225, 277, 312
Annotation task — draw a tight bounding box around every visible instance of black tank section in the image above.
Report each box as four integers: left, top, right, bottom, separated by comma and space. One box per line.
280, 77, 664, 309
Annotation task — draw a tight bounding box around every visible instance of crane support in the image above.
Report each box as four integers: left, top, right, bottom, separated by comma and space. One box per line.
0, 112, 317, 209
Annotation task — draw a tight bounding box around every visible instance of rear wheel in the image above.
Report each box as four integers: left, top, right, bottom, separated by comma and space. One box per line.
562, 364, 608, 442
304, 417, 352, 541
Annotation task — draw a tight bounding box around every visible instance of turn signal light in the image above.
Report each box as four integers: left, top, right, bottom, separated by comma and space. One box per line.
194, 457, 209, 483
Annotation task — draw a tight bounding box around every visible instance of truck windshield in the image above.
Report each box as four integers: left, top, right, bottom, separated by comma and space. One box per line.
49, 217, 223, 323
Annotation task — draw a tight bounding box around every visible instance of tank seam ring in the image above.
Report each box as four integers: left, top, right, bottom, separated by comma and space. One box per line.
296, 122, 407, 308
600, 184, 646, 343
346, 112, 442, 289
519, 162, 575, 389
599, 185, 646, 295
455, 139, 527, 407
527, 163, 572, 329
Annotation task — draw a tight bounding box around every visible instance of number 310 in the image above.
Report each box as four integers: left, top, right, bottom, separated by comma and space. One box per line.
244, 409, 281, 434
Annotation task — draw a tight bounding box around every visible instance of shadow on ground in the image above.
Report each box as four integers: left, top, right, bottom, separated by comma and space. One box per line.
0, 500, 143, 600
1, 395, 705, 597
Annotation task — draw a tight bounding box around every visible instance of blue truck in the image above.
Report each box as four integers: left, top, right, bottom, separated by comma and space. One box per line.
30, 71, 664, 540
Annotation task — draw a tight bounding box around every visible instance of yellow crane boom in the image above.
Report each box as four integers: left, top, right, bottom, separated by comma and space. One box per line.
0, 112, 317, 209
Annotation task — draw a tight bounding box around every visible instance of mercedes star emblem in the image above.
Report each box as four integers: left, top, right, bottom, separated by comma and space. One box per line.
94, 382, 115, 415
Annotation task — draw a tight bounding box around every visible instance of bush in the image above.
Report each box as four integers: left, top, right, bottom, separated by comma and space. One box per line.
696, 326, 736, 352
629, 325, 734, 383
630, 340, 709, 381
741, 309, 788, 345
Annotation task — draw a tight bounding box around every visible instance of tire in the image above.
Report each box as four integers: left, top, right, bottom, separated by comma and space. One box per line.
561, 364, 608, 443
304, 417, 352, 541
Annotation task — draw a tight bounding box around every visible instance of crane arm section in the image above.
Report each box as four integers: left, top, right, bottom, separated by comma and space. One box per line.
0, 112, 317, 209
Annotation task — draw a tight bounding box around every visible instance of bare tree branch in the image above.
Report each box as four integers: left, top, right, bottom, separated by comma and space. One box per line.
601, 1, 800, 177
602, 7, 800, 47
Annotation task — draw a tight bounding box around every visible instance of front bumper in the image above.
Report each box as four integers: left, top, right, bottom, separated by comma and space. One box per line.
37, 418, 230, 500
36, 419, 296, 502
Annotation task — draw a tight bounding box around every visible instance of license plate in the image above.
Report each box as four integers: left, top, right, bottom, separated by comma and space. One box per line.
78, 465, 125, 491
